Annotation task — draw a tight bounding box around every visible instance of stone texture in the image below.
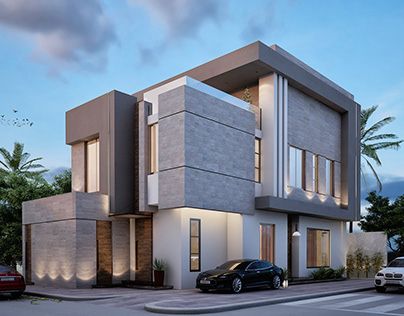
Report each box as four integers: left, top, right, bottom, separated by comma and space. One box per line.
158, 85, 255, 214
288, 85, 341, 162
96, 221, 112, 285
112, 220, 130, 282
135, 218, 153, 283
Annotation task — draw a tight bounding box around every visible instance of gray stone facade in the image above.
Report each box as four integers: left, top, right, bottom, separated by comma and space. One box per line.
158, 85, 255, 213
22, 192, 130, 288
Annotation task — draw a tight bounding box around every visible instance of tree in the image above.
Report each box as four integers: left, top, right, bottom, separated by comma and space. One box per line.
361, 105, 403, 191
0, 142, 47, 178
359, 191, 404, 253
0, 173, 54, 266
52, 169, 72, 194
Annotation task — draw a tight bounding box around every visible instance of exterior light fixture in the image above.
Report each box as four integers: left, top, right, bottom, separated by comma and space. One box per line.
292, 224, 301, 237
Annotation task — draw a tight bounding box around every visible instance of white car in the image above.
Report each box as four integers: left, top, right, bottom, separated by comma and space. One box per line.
374, 257, 404, 293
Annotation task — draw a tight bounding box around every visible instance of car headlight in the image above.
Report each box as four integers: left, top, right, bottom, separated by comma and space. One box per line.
376, 272, 384, 277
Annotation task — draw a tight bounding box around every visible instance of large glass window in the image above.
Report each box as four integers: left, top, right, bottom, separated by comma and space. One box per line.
86, 138, 99, 192
260, 224, 275, 263
289, 146, 303, 189
307, 228, 330, 268
255, 138, 261, 182
325, 159, 334, 195
150, 124, 158, 174
190, 219, 201, 272
312, 155, 318, 192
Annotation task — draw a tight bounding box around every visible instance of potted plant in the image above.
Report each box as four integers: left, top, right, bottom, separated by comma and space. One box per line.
282, 268, 289, 288
153, 258, 167, 287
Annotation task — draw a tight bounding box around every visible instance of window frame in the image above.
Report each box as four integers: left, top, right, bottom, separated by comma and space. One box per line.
306, 228, 331, 268
288, 145, 303, 189
255, 138, 261, 183
189, 218, 201, 272
149, 124, 158, 174
85, 138, 100, 193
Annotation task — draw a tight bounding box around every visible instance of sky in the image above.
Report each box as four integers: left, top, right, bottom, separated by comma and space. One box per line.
0, 0, 404, 203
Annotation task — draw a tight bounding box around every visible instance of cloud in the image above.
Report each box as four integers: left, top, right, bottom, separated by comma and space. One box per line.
0, 0, 116, 72
240, 2, 277, 41
131, 0, 222, 39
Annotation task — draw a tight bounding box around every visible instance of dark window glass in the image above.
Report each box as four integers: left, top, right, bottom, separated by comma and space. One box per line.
190, 219, 201, 271
388, 259, 404, 267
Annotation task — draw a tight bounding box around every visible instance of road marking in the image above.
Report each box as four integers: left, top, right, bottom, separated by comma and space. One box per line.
283, 293, 359, 306
364, 302, 404, 313
330, 295, 390, 309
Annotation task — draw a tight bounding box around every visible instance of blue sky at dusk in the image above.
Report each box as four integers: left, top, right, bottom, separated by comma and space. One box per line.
0, 0, 404, 197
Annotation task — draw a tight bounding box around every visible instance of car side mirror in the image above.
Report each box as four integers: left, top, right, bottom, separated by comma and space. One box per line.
382, 265, 386, 268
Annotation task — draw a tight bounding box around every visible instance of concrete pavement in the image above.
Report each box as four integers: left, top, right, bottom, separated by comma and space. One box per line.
25, 279, 374, 314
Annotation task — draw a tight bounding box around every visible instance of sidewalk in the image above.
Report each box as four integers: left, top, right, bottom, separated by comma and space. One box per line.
26, 279, 374, 314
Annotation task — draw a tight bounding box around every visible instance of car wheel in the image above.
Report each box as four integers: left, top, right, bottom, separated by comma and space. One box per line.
375, 286, 386, 293
11, 292, 23, 299
232, 277, 243, 294
271, 275, 281, 290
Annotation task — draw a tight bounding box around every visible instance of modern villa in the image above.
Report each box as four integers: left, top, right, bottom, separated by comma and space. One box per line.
22, 41, 361, 289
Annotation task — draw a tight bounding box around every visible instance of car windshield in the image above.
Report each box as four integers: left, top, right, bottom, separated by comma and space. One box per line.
388, 259, 404, 268
217, 261, 247, 271
0, 265, 14, 273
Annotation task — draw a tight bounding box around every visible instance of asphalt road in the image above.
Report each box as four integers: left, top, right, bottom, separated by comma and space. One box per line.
0, 289, 403, 316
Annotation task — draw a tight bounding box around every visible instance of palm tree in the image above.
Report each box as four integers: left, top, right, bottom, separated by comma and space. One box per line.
0, 142, 47, 178
361, 105, 403, 191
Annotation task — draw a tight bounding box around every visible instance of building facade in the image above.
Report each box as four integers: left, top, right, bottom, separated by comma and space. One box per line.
22, 42, 360, 289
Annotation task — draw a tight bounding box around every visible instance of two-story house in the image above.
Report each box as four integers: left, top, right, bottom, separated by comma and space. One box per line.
22, 41, 360, 289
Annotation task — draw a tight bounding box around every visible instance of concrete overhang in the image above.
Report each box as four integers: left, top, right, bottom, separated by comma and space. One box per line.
133, 41, 356, 114
255, 195, 356, 221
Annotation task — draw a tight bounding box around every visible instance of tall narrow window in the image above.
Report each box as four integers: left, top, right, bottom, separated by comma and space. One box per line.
86, 138, 99, 192
325, 159, 334, 195
260, 224, 275, 263
255, 138, 261, 182
150, 124, 158, 174
312, 155, 318, 192
190, 219, 201, 272
307, 228, 330, 268
289, 146, 303, 189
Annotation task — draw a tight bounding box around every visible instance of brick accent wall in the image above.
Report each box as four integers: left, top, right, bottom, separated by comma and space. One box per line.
96, 221, 112, 285
135, 217, 153, 283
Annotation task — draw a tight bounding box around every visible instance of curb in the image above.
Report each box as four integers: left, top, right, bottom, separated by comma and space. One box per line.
144, 286, 374, 314
24, 291, 120, 302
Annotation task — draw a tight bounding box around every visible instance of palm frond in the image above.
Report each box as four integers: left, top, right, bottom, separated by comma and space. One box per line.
20, 157, 44, 170
363, 156, 382, 192
0, 147, 13, 167
364, 133, 398, 142
362, 116, 395, 140
362, 144, 382, 166
369, 141, 403, 151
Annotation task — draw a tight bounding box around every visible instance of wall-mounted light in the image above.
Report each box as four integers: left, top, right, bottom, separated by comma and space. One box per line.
292, 224, 301, 237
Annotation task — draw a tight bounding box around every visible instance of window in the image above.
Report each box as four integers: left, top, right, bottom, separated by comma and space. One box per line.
325, 159, 334, 195
255, 138, 261, 182
312, 155, 318, 192
86, 138, 99, 192
190, 219, 201, 272
260, 224, 275, 263
150, 124, 158, 174
307, 228, 330, 268
289, 146, 303, 188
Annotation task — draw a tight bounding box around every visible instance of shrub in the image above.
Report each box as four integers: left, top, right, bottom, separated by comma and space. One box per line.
371, 252, 384, 273
346, 253, 355, 278
334, 266, 346, 279
153, 258, 167, 271
354, 248, 365, 278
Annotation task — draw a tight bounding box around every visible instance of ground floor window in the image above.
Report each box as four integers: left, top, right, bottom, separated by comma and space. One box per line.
190, 219, 201, 271
260, 224, 275, 263
307, 228, 330, 268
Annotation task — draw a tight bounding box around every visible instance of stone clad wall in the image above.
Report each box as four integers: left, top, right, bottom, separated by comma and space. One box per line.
158, 85, 255, 214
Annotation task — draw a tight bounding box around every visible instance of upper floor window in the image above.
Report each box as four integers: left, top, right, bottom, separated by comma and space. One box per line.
325, 159, 334, 196
289, 146, 303, 189
150, 124, 158, 174
86, 138, 99, 193
255, 138, 261, 183
312, 154, 318, 192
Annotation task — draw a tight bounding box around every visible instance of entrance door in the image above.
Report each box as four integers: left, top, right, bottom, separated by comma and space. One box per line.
96, 221, 112, 286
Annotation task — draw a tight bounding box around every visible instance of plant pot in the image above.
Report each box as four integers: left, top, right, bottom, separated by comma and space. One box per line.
154, 270, 165, 287
282, 280, 289, 288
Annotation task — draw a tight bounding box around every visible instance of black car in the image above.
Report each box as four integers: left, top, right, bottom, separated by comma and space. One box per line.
196, 259, 283, 293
